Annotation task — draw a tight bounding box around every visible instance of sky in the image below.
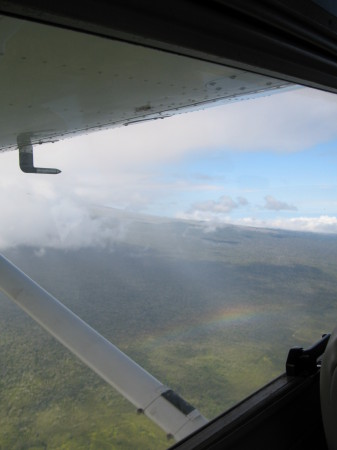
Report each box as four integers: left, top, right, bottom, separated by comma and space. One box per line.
1, 85, 337, 249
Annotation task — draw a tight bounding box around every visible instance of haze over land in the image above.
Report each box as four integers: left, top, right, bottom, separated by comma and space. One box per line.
1, 214, 337, 449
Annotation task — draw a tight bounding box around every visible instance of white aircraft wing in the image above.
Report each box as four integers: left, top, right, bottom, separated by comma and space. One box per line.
0, 14, 291, 156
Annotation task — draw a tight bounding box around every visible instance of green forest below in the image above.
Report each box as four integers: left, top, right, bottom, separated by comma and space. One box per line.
1, 219, 337, 449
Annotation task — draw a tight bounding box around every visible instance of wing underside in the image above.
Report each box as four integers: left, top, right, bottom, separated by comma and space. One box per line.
0, 14, 290, 153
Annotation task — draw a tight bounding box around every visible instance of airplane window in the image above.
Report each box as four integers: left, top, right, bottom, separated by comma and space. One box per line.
1, 14, 337, 450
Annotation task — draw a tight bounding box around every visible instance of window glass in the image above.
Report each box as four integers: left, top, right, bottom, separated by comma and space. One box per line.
1, 15, 337, 450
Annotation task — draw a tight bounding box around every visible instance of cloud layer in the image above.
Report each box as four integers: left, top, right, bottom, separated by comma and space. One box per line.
188, 195, 247, 215
263, 196, 297, 211
238, 216, 337, 234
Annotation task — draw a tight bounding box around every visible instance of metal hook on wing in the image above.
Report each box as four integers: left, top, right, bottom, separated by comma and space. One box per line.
17, 134, 61, 174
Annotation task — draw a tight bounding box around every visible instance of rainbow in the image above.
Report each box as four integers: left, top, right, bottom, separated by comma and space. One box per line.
141, 304, 273, 349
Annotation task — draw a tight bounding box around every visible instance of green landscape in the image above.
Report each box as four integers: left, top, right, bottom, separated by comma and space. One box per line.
1, 216, 337, 449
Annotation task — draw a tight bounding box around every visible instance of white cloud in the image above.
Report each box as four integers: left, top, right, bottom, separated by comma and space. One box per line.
238, 216, 337, 234
0, 153, 130, 250
187, 195, 249, 219
190, 195, 238, 213
0, 187, 129, 250
237, 196, 249, 206
263, 195, 297, 211
187, 215, 337, 235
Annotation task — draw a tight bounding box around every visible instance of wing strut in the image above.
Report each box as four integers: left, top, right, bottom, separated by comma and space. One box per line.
17, 134, 61, 174
0, 253, 207, 441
